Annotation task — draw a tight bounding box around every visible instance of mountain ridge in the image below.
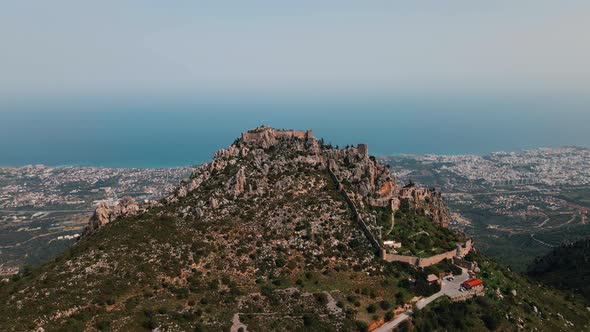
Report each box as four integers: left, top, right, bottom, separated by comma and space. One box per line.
1, 126, 589, 331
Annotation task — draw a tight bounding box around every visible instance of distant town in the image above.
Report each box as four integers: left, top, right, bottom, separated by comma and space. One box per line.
381, 147, 590, 271
0, 165, 192, 272
391, 147, 590, 187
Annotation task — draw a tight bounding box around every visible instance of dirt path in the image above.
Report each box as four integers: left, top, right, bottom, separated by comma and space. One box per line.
230, 313, 248, 332
530, 234, 556, 248
536, 213, 550, 228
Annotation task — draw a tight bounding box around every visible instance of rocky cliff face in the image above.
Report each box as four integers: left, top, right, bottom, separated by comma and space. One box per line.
160, 125, 450, 228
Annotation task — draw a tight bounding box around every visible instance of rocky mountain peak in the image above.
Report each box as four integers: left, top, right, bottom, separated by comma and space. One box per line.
83, 127, 450, 235
157, 127, 450, 228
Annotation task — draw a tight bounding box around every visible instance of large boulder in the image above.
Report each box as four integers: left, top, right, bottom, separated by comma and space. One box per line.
112, 196, 140, 217
82, 197, 141, 237
82, 203, 112, 236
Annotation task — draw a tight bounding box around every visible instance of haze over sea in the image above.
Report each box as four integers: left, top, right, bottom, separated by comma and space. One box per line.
1, 97, 589, 168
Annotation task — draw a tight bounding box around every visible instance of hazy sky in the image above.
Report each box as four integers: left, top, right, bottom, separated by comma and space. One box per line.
2, 1, 590, 105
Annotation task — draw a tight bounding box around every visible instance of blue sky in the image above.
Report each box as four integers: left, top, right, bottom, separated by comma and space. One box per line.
1, 1, 590, 107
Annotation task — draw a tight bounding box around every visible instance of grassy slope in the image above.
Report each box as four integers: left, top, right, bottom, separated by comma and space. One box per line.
528, 237, 590, 302
0, 162, 416, 331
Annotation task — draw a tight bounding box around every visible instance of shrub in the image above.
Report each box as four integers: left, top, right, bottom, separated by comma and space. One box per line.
303, 313, 318, 327
315, 292, 328, 305
482, 311, 501, 330
355, 320, 369, 332
384, 311, 394, 321
366, 303, 377, 314
142, 317, 157, 330
95, 320, 111, 331
379, 300, 391, 310
347, 295, 358, 303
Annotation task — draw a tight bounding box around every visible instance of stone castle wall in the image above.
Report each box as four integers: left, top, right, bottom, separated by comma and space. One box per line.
381, 251, 419, 265
324, 142, 468, 267
241, 127, 313, 143
328, 167, 381, 252
418, 250, 457, 267
381, 240, 473, 268
458, 239, 472, 257
453, 256, 478, 271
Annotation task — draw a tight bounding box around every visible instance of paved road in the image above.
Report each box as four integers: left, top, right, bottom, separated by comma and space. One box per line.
375, 268, 470, 332
530, 234, 556, 248
373, 311, 413, 332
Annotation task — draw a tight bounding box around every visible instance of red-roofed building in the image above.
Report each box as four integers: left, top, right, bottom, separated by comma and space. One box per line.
462, 278, 483, 290
426, 274, 440, 285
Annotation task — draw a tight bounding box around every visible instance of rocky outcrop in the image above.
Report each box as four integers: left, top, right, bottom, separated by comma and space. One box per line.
394, 186, 451, 227
82, 196, 141, 237
326, 145, 396, 206
83, 203, 112, 236
112, 196, 140, 217
231, 167, 247, 195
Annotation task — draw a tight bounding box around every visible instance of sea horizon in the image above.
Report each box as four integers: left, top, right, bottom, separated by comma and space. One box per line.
2, 98, 589, 168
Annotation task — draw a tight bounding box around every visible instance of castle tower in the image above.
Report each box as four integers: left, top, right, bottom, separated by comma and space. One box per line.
357, 144, 368, 158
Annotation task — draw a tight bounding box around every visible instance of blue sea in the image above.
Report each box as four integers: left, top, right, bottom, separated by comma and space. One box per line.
1, 97, 589, 168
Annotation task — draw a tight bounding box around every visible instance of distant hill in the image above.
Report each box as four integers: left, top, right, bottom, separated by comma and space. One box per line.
0, 126, 589, 331
528, 237, 590, 301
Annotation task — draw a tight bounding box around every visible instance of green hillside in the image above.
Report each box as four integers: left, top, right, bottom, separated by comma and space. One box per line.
528, 237, 590, 302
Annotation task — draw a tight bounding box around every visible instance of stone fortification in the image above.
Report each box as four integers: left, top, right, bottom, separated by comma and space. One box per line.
381, 239, 473, 268
240, 126, 314, 149
328, 167, 381, 252
417, 250, 458, 267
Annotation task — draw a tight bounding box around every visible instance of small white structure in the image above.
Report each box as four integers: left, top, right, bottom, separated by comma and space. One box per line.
383, 240, 402, 248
